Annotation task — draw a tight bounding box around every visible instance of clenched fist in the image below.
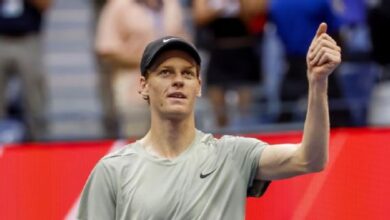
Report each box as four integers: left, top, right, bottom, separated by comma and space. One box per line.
307, 23, 341, 82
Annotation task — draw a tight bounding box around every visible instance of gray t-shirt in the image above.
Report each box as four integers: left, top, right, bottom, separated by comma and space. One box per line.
77, 130, 270, 220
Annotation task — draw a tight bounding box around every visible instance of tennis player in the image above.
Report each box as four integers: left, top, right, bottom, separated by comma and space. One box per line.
77, 22, 341, 220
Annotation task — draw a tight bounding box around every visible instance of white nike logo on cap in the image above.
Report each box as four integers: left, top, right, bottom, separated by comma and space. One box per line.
163, 38, 177, 43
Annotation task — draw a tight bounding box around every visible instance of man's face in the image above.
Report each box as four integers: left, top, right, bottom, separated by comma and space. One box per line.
140, 50, 201, 120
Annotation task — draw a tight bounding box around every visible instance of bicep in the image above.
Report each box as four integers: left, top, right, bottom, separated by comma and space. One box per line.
257, 143, 308, 180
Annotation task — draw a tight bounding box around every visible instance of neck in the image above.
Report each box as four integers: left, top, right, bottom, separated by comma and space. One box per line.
141, 113, 197, 159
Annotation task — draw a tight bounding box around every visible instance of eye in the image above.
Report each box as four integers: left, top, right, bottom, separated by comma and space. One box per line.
183, 70, 196, 79
159, 69, 172, 76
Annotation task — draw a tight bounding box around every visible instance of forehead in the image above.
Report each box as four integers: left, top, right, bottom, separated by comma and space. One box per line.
150, 50, 197, 69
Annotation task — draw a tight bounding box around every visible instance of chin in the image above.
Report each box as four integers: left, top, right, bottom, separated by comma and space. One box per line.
164, 108, 191, 120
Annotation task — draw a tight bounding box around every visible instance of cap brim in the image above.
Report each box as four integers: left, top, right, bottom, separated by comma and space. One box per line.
143, 40, 201, 75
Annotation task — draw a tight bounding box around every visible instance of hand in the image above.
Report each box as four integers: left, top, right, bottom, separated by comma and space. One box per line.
307, 23, 341, 82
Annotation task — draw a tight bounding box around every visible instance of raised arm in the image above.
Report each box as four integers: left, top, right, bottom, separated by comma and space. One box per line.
257, 23, 341, 180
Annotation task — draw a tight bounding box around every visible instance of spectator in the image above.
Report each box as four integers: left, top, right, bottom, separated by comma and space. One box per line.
367, 0, 390, 76
366, 0, 390, 125
193, 0, 267, 128
0, 0, 51, 141
95, 0, 190, 138
336, 0, 378, 126
269, 0, 348, 126
91, 0, 118, 139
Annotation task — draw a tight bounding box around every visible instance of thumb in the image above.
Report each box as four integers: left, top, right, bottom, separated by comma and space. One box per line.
315, 22, 327, 38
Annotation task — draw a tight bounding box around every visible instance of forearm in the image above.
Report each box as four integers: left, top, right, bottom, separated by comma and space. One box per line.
297, 22, 341, 173
257, 79, 329, 180
300, 78, 329, 171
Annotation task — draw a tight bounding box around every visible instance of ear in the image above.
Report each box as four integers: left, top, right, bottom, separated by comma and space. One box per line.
197, 78, 202, 97
197, 89, 202, 97
139, 76, 149, 100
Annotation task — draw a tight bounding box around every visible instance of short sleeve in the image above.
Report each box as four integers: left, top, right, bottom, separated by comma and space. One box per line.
220, 136, 271, 197
77, 160, 116, 220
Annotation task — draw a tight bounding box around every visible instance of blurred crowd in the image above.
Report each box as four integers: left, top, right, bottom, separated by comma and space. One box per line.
1, 0, 390, 142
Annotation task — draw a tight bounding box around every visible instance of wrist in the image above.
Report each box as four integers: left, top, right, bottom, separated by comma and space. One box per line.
308, 76, 328, 94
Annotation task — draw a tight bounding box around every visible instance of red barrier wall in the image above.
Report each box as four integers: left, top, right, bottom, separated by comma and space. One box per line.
0, 128, 389, 220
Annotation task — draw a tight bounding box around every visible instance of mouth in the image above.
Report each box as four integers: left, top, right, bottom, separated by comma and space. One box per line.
167, 92, 187, 99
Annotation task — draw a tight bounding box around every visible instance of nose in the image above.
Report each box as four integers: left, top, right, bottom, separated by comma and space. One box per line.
172, 74, 184, 88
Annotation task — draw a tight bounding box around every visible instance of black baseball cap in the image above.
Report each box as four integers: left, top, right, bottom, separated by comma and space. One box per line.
140, 36, 201, 76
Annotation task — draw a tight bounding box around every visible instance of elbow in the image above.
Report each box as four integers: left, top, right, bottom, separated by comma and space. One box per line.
307, 163, 326, 173
305, 158, 328, 173
298, 153, 328, 174
298, 142, 329, 173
